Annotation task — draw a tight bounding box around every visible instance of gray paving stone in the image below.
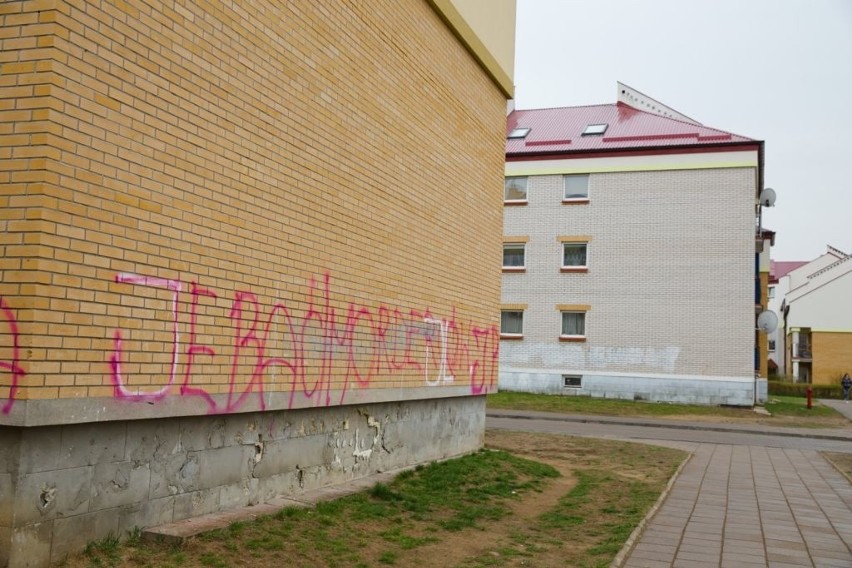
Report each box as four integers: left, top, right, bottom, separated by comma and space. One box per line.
622, 444, 852, 568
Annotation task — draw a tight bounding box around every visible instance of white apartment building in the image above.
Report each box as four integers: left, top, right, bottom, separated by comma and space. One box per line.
778, 247, 852, 383
500, 83, 764, 406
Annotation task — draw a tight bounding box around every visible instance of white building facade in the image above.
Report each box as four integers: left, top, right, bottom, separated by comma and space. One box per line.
782, 249, 852, 383
500, 85, 763, 405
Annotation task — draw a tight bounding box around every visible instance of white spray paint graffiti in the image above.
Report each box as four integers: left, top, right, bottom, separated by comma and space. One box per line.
423, 317, 455, 386
500, 342, 681, 374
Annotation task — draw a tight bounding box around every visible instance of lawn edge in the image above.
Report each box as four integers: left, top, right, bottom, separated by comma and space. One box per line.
609, 450, 694, 568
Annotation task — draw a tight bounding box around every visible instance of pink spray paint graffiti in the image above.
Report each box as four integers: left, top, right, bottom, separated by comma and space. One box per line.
0, 297, 25, 414
111, 272, 499, 413
109, 274, 182, 402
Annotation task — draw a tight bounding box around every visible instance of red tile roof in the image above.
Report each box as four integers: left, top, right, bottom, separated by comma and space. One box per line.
769, 261, 808, 283
506, 102, 756, 156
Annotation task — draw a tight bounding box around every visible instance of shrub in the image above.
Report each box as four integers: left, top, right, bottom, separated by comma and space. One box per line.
768, 381, 843, 399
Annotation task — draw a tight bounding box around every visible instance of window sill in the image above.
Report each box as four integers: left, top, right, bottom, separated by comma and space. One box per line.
560, 267, 588, 273
559, 336, 586, 342
504, 200, 528, 206
500, 334, 524, 340
562, 198, 590, 205
502, 267, 526, 273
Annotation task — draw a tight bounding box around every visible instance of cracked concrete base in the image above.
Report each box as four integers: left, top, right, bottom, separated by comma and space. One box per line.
1, 395, 486, 567
142, 468, 410, 545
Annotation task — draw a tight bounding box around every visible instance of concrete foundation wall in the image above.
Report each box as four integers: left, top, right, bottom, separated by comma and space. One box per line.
1, 396, 484, 566
500, 371, 754, 406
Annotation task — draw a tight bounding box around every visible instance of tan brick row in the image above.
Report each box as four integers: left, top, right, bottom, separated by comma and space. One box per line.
1, 0, 505, 405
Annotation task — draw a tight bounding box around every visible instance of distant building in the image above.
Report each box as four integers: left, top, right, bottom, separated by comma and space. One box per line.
779, 247, 852, 383
768, 260, 809, 374
500, 83, 764, 406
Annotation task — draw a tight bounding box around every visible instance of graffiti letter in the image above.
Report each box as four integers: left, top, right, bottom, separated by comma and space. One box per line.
110, 274, 181, 401
180, 281, 218, 409
424, 317, 454, 386
0, 298, 25, 414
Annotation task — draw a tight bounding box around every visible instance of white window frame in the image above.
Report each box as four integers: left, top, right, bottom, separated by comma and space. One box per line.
562, 242, 588, 269
508, 127, 530, 139
560, 311, 586, 340
504, 176, 528, 203
563, 174, 589, 202
500, 310, 524, 338
502, 243, 526, 271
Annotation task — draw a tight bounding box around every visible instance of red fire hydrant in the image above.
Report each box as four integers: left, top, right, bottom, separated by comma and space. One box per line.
806, 387, 813, 409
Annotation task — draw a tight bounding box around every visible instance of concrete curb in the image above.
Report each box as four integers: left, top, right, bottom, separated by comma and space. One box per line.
486, 411, 852, 442
609, 450, 694, 568
821, 452, 852, 485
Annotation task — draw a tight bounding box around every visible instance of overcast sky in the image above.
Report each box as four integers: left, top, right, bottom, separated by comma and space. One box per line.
513, 0, 852, 261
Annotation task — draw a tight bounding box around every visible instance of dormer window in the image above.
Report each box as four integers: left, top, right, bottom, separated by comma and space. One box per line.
582, 123, 608, 136
508, 127, 530, 139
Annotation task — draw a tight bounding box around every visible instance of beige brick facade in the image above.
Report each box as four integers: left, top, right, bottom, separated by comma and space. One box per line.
811, 332, 852, 384
0, 0, 506, 421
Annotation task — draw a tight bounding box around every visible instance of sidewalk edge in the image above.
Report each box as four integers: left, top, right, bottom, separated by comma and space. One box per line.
609, 450, 694, 568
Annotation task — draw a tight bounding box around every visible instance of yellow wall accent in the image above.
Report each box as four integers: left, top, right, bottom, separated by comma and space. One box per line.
428, 0, 515, 97
556, 304, 591, 312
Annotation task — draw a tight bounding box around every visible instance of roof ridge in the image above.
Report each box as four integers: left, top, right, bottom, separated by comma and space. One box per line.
511, 102, 616, 113
809, 254, 852, 280
625, 105, 755, 141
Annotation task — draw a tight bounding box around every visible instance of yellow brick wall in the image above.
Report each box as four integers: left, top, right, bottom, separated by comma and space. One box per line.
0, 0, 506, 415
811, 332, 852, 385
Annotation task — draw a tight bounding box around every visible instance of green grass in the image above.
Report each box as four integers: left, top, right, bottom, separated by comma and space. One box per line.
765, 395, 839, 417
67, 441, 685, 568
487, 391, 846, 425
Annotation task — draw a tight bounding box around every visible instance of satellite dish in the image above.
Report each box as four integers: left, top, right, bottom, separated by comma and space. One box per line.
756, 311, 778, 333
759, 187, 776, 207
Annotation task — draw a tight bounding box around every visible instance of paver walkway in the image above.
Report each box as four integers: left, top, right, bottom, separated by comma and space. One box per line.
623, 444, 852, 567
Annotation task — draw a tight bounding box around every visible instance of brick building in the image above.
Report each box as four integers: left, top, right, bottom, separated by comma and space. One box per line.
500, 83, 764, 406
777, 247, 852, 384
0, 1, 515, 564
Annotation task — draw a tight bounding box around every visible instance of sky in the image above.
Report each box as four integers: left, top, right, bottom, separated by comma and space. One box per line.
512, 0, 852, 261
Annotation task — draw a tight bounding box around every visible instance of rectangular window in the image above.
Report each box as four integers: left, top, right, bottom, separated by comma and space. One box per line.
582, 124, 608, 136
561, 312, 585, 338
504, 177, 528, 202
563, 375, 582, 388
563, 174, 589, 201
562, 243, 588, 268
502, 244, 525, 270
768, 286, 775, 299
768, 340, 776, 352
508, 127, 530, 139
500, 310, 524, 337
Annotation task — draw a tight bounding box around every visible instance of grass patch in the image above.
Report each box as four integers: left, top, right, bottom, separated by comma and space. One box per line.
64, 439, 684, 568
487, 391, 849, 428
822, 451, 852, 480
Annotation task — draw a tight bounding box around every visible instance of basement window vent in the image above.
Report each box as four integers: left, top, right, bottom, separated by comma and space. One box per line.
563, 375, 582, 388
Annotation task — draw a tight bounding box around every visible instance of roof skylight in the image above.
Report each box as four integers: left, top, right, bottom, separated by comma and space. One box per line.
508, 127, 531, 139
582, 124, 608, 136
